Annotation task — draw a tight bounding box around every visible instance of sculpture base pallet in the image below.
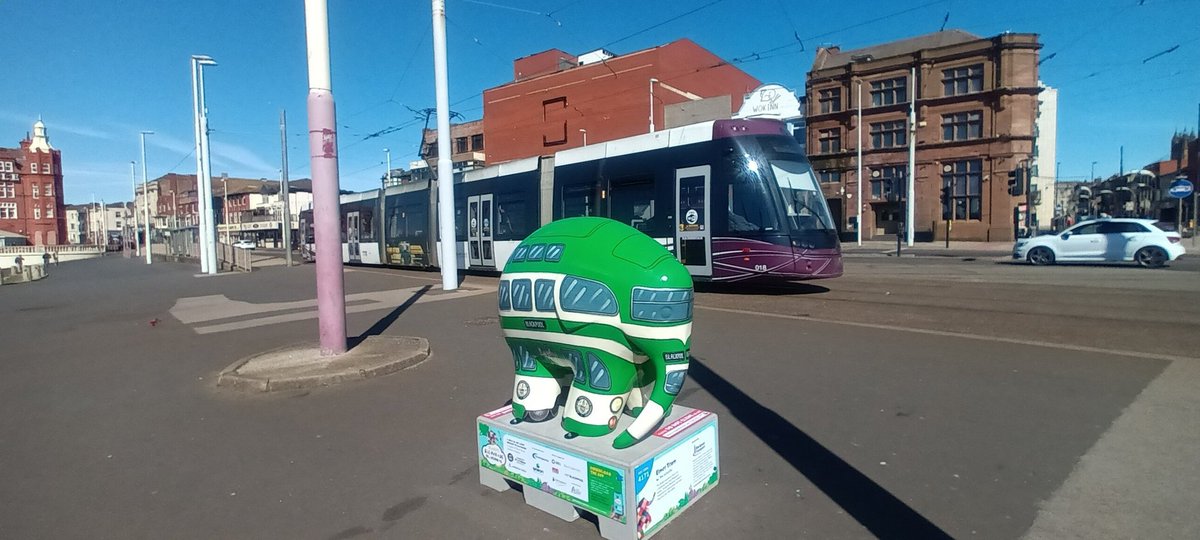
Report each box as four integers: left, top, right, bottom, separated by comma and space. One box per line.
477, 405, 719, 540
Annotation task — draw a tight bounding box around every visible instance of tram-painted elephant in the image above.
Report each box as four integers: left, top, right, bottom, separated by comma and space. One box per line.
497, 217, 693, 449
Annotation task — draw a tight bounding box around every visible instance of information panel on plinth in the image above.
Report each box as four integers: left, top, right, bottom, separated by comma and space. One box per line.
477, 404, 719, 540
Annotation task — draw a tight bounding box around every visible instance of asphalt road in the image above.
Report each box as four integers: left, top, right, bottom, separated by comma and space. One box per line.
1, 254, 1196, 539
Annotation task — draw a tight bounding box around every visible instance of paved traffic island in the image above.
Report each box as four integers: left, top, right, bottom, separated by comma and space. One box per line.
217, 335, 430, 392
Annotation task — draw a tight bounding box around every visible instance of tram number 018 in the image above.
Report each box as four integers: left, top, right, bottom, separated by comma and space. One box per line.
754, 264, 768, 272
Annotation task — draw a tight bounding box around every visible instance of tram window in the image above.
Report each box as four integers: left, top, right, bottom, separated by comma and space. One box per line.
771, 160, 835, 231
495, 193, 530, 240
609, 178, 659, 234
389, 204, 426, 239
727, 159, 778, 232
454, 200, 467, 241
562, 184, 595, 218
360, 208, 377, 242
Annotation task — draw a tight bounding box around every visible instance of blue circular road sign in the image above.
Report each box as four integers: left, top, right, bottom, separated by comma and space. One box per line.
1168, 178, 1194, 199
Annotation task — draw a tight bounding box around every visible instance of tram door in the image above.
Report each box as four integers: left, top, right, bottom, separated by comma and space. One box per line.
347, 211, 361, 262
467, 194, 494, 267
675, 165, 711, 277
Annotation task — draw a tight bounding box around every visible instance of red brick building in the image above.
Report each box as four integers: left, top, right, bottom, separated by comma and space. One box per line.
0, 120, 67, 245
806, 30, 1042, 241
481, 39, 762, 163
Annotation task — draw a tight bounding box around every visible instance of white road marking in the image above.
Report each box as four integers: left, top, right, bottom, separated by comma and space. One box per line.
696, 305, 1197, 363
170, 286, 495, 335
345, 267, 447, 281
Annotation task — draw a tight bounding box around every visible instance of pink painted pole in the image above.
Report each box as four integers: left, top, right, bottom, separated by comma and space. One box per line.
305, 0, 346, 355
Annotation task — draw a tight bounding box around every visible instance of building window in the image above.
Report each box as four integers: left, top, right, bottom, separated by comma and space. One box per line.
32, 184, 39, 198
471, 134, 484, 151
817, 88, 842, 114
0, 161, 13, 172
30, 163, 39, 174
34, 207, 41, 219
0, 182, 13, 198
44, 183, 53, 196
943, 64, 983, 96
0, 202, 16, 219
817, 128, 841, 154
942, 111, 983, 141
870, 120, 907, 148
870, 77, 907, 107
43, 162, 52, 174
454, 137, 468, 154
870, 165, 906, 200
818, 170, 842, 185
942, 159, 983, 220
47, 206, 54, 218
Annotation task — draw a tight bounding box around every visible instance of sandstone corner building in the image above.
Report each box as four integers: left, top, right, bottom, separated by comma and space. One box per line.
806, 30, 1044, 242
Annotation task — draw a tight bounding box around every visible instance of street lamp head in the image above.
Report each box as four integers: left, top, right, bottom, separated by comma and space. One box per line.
650, 78, 658, 83
192, 54, 217, 66
140, 130, 155, 136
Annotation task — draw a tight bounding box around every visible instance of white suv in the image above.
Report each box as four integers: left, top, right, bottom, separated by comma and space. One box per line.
1013, 218, 1184, 268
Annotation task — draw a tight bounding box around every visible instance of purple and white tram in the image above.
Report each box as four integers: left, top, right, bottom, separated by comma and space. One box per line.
301, 118, 842, 282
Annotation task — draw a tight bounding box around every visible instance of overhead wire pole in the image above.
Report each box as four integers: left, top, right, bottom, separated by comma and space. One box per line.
433, 0, 459, 291
197, 60, 218, 275
280, 110, 293, 267
140, 131, 154, 264
906, 66, 916, 247
304, 0, 347, 355
129, 161, 137, 258
856, 80, 863, 246
190, 55, 217, 273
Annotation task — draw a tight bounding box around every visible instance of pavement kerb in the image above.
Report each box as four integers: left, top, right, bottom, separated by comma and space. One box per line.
216, 335, 431, 393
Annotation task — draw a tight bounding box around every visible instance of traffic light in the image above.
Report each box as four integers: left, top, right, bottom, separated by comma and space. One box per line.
940, 185, 951, 206
1008, 167, 1026, 196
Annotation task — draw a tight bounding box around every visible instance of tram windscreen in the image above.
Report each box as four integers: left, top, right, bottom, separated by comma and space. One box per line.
770, 160, 835, 232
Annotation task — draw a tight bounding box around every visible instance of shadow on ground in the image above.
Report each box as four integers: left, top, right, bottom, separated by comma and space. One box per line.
694, 281, 830, 296
688, 356, 952, 539
347, 285, 431, 349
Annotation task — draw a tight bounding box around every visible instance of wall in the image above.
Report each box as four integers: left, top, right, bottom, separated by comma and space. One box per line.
482, 39, 760, 163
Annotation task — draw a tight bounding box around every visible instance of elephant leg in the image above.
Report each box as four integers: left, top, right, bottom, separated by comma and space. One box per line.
560, 348, 636, 438
509, 342, 566, 422
613, 346, 690, 450
624, 360, 653, 417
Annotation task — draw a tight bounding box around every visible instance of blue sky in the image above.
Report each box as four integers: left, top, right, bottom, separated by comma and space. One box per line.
1, 0, 1197, 205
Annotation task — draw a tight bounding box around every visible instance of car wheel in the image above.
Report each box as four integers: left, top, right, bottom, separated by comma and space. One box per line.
1135, 246, 1168, 268
1028, 247, 1055, 266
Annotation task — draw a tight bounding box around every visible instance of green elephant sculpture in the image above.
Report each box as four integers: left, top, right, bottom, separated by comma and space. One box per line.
498, 217, 694, 449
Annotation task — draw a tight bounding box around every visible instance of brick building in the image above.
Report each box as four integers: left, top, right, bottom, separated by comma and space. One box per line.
0, 120, 67, 245
806, 30, 1042, 241
479, 39, 761, 163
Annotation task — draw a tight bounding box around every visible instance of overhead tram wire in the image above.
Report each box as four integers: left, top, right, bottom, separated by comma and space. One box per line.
601, 0, 731, 49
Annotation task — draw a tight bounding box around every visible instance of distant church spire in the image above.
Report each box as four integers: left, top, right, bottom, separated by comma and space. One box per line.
29, 118, 53, 153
